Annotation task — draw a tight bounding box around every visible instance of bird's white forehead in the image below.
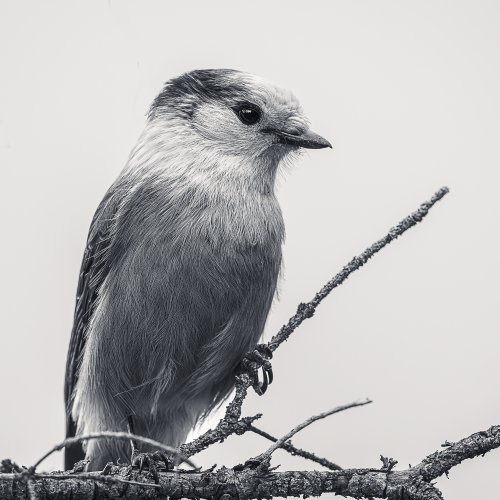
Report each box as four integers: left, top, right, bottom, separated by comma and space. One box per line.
225, 71, 303, 114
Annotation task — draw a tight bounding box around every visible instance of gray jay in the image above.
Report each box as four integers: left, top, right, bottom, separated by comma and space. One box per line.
64, 69, 331, 472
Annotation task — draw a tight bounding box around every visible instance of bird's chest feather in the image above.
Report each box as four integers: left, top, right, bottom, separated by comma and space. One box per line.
174, 189, 284, 294
116, 180, 284, 311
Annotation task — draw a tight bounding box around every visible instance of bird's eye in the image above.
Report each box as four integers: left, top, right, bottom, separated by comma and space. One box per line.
235, 105, 261, 125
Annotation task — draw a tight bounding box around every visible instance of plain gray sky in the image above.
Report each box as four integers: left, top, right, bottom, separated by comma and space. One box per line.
1, 1, 499, 498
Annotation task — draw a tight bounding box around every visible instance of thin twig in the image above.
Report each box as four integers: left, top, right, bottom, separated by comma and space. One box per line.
32, 432, 196, 471
258, 399, 372, 459
267, 186, 449, 352
184, 187, 449, 460
248, 424, 342, 470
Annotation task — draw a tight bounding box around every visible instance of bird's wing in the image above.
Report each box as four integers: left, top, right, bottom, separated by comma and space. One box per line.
64, 185, 124, 468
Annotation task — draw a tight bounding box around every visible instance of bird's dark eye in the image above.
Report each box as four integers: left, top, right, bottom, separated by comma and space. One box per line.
234, 105, 261, 125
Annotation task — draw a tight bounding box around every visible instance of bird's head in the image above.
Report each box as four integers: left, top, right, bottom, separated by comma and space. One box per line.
130, 69, 331, 192
150, 68, 330, 155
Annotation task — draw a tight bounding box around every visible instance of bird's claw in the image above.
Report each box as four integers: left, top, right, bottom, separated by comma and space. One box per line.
239, 344, 274, 395
131, 450, 174, 483
101, 462, 114, 475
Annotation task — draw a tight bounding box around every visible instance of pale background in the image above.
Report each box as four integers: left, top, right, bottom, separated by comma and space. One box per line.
1, 1, 499, 498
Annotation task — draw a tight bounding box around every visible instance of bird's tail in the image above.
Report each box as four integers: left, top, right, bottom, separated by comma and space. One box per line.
64, 415, 85, 471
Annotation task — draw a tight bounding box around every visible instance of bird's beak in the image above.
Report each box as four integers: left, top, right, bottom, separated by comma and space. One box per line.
263, 128, 332, 149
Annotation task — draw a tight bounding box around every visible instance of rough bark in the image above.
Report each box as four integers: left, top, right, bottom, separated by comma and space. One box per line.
1, 425, 499, 499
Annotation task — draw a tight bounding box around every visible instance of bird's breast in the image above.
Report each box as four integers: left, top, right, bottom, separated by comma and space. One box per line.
113, 177, 284, 299
177, 189, 284, 284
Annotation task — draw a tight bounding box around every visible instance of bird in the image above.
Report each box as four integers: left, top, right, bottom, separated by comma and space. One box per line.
64, 68, 331, 473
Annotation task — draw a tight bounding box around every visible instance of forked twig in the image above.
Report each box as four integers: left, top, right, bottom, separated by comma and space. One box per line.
254, 399, 372, 462
248, 424, 342, 470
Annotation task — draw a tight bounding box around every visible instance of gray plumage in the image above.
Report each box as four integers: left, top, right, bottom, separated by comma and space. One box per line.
64, 69, 331, 470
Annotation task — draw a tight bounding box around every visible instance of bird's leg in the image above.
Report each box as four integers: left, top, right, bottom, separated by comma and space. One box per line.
239, 344, 274, 395
128, 416, 175, 483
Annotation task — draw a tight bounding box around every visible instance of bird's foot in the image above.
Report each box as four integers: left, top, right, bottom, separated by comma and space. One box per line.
239, 344, 274, 395
131, 450, 175, 483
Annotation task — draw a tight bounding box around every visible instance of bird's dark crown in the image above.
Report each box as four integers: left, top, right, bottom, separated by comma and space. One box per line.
149, 69, 250, 120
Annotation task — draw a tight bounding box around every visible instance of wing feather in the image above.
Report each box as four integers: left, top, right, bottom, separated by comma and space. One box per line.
63, 188, 124, 469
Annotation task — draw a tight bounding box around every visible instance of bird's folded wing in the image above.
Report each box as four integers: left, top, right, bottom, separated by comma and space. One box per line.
64, 185, 125, 466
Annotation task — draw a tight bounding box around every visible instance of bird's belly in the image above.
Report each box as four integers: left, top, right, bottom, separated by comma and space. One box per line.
102, 233, 280, 411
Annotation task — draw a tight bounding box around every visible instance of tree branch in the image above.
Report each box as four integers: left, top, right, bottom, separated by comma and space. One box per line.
1, 425, 498, 499
1, 187, 466, 500
182, 187, 450, 459
180, 374, 254, 457
267, 186, 449, 352
31, 431, 196, 472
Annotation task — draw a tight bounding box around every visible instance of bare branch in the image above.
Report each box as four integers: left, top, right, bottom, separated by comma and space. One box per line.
1, 424, 498, 499
248, 424, 342, 470
32, 432, 196, 472
0, 187, 461, 499
257, 399, 372, 460
35, 472, 160, 489
415, 424, 500, 481
181, 374, 253, 457
183, 187, 450, 458
267, 186, 449, 352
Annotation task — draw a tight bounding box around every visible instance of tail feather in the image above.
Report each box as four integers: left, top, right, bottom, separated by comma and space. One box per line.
64, 416, 85, 471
